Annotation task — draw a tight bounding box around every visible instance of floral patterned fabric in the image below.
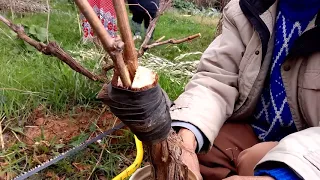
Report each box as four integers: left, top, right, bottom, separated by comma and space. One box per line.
80, 0, 117, 39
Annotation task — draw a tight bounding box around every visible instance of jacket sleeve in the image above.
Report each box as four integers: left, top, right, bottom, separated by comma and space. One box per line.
255, 127, 320, 180
170, 0, 245, 151
171, 121, 205, 153
255, 167, 302, 180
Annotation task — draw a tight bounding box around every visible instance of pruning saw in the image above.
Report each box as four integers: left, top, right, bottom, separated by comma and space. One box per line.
12, 123, 125, 180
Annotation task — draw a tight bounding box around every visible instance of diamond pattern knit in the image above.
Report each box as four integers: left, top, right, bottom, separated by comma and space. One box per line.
252, 2, 319, 141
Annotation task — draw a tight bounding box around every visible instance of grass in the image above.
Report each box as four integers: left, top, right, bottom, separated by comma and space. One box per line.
0, 0, 217, 179
136, 10, 218, 61
0, 1, 100, 121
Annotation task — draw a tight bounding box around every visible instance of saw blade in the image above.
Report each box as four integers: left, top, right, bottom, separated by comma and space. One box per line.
13, 123, 125, 180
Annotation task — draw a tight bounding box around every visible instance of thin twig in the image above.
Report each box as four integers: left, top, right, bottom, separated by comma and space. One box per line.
0, 15, 106, 83
75, 3, 82, 37
0, 115, 5, 150
100, 64, 114, 77
22, 153, 28, 172
138, 0, 173, 57
9, 0, 14, 19
113, 0, 138, 80
74, 0, 132, 87
155, 36, 165, 43
87, 143, 106, 180
126, 3, 152, 20
46, 0, 50, 43
11, 130, 22, 143
143, 33, 201, 51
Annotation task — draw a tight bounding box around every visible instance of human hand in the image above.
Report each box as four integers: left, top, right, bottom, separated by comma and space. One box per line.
223, 175, 275, 180
178, 128, 203, 180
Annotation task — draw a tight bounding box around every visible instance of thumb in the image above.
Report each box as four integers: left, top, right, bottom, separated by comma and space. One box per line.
180, 145, 202, 180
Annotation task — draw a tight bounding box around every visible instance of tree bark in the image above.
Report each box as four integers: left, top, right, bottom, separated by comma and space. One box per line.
113, 0, 138, 80
76, 1, 190, 179
148, 130, 189, 180
74, 0, 132, 87
142, 33, 201, 52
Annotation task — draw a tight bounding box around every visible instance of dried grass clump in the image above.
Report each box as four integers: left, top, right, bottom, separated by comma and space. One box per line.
0, 0, 48, 13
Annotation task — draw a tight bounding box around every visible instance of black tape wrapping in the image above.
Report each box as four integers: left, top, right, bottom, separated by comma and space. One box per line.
104, 83, 172, 144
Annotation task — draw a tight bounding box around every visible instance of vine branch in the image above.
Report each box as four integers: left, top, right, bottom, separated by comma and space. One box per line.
126, 3, 153, 20
74, 0, 132, 87
138, 0, 173, 57
143, 33, 201, 52
0, 15, 106, 83
113, 0, 138, 80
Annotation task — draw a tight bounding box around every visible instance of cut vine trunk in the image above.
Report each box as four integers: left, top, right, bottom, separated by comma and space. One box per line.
133, 69, 189, 180
148, 131, 189, 180
132, 68, 188, 180
75, 0, 189, 179
99, 66, 189, 180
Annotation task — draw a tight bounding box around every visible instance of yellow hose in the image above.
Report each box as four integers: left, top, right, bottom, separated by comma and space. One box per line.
112, 135, 144, 180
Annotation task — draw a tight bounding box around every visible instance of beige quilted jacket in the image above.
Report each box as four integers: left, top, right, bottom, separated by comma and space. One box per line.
170, 0, 320, 179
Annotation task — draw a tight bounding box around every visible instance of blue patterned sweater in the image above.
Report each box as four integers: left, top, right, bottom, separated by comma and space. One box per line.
252, 0, 320, 179
174, 0, 320, 179
255, 167, 301, 180
252, 0, 320, 142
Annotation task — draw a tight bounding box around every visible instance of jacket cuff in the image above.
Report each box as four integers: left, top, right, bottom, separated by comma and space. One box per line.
255, 167, 301, 180
171, 121, 205, 153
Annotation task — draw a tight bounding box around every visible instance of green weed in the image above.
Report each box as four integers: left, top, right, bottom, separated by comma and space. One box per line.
145, 11, 216, 61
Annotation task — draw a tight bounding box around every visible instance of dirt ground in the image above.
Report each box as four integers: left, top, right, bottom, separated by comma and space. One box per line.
22, 106, 123, 146
0, 105, 129, 179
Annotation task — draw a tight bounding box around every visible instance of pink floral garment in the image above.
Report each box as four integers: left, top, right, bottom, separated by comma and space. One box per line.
80, 0, 118, 39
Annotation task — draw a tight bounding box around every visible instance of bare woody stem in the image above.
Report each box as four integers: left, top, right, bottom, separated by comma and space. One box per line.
0, 117, 4, 150
0, 15, 106, 83
143, 33, 201, 52
76, 1, 194, 180
126, 4, 152, 20
138, 0, 173, 57
138, 15, 160, 57
113, 0, 138, 80
75, 0, 117, 53
74, 0, 132, 87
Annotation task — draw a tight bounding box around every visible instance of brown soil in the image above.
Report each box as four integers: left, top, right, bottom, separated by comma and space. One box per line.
0, 106, 131, 180
23, 106, 123, 146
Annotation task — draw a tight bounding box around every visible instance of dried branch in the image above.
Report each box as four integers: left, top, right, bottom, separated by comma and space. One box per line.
126, 4, 153, 20
0, 116, 4, 150
155, 36, 166, 43
143, 33, 201, 52
104, 64, 114, 71
131, 0, 200, 57
113, 0, 138, 80
0, 15, 107, 83
77, 1, 194, 179
46, 0, 50, 43
99, 55, 114, 77
138, 0, 173, 57
74, 0, 132, 87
